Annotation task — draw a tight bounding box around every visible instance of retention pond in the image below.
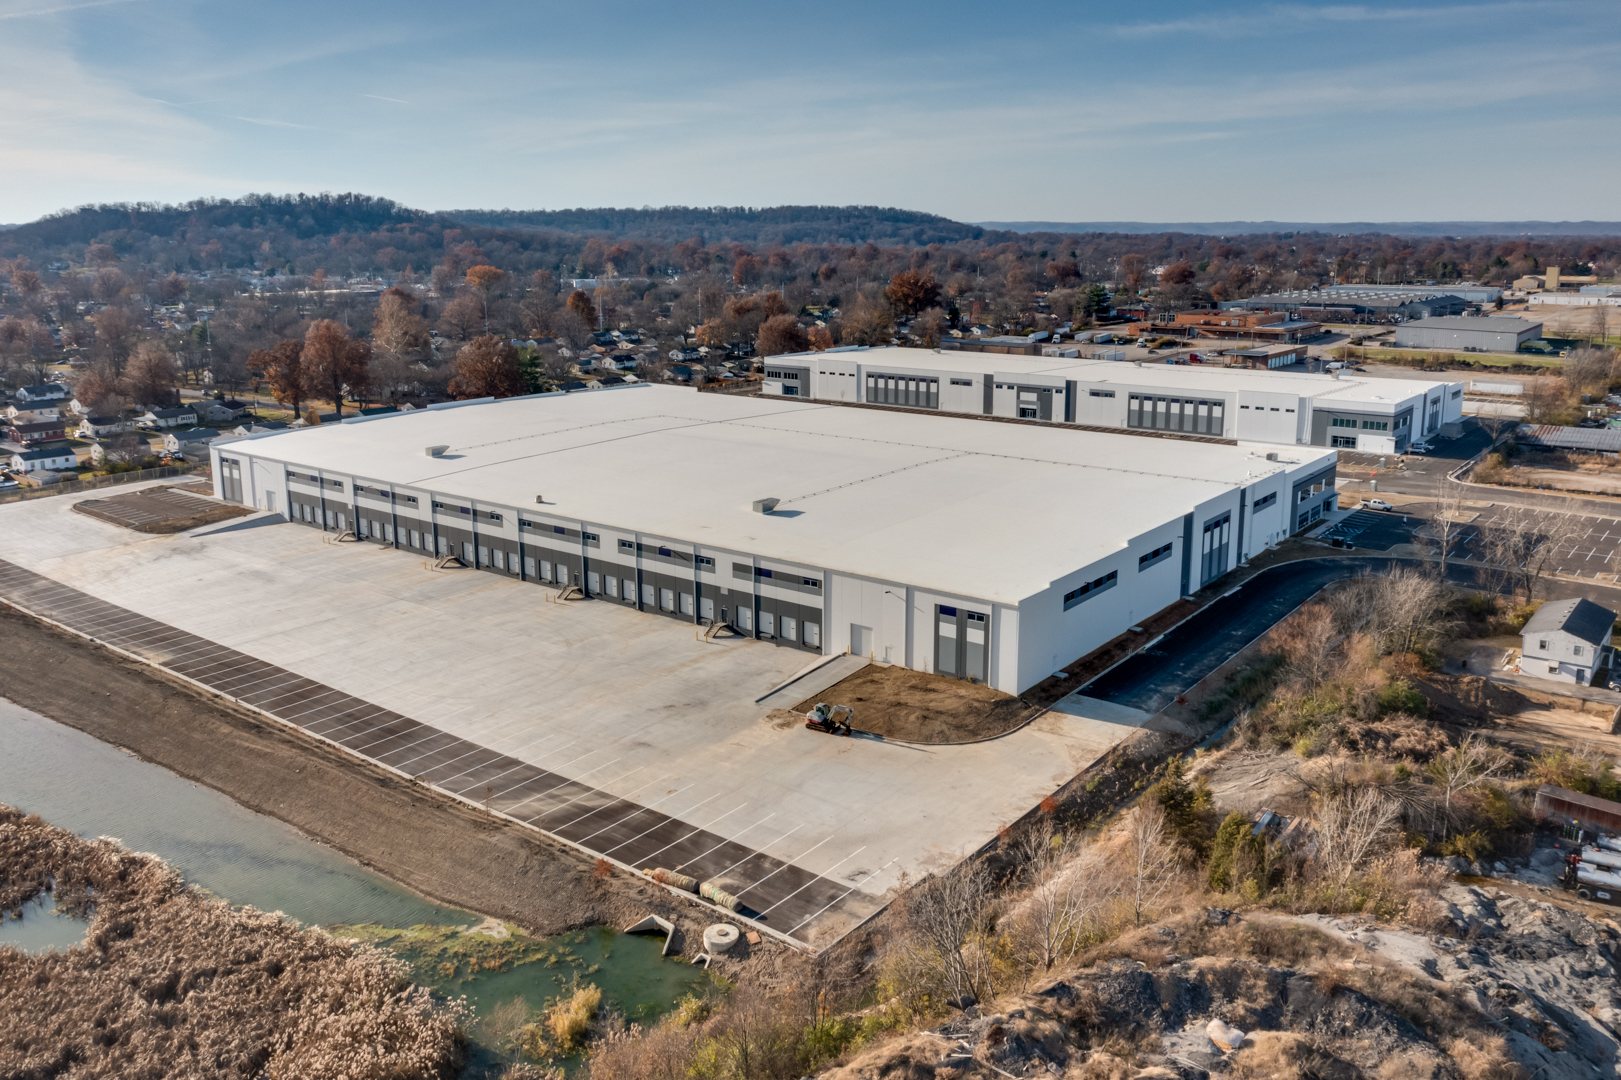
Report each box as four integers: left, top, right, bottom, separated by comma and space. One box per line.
0, 697, 710, 1074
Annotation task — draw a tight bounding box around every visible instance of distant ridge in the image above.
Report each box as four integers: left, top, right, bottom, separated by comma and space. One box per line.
446, 205, 984, 245
977, 220, 1621, 237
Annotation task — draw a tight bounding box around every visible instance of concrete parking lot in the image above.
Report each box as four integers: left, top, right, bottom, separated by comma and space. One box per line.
0, 484, 1145, 948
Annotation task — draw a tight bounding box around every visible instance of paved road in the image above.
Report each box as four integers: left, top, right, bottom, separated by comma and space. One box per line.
1081, 555, 1621, 715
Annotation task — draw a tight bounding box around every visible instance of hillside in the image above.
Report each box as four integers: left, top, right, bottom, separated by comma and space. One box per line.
982, 219, 1621, 237
442, 204, 985, 245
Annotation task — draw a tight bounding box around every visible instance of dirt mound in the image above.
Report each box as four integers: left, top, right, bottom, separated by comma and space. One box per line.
1413, 672, 1526, 729
792, 666, 1031, 743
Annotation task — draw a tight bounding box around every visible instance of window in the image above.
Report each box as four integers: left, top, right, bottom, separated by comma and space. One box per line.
1331, 418, 1356, 428
697, 555, 714, 569
1451, 388, 1462, 399
582, 532, 598, 544
756, 568, 773, 578
1064, 570, 1117, 610
1253, 492, 1277, 511
1139, 542, 1174, 570
802, 577, 821, 589
1538, 640, 1549, 651
487, 511, 502, 522
950, 378, 973, 386
1550, 665, 1560, 674
765, 369, 800, 380
1298, 512, 1309, 529
1575, 646, 1585, 657
620, 539, 635, 550
329, 479, 343, 489
1361, 420, 1389, 431
402, 495, 417, 504
1332, 436, 1357, 448
1089, 389, 1115, 398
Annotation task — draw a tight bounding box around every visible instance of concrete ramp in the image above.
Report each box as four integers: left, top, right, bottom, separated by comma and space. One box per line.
756, 654, 870, 710
1047, 694, 1153, 727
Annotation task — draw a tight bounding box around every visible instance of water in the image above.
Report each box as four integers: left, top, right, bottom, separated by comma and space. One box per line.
0, 697, 710, 1069
0, 889, 89, 954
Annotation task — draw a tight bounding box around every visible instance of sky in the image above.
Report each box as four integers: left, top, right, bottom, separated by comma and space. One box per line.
1, 0, 1617, 226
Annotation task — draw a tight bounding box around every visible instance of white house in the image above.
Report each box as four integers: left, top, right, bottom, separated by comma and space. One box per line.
78, 415, 135, 437
164, 428, 222, 458
9, 446, 78, 473
16, 383, 68, 403
5, 403, 61, 423
140, 406, 198, 429
1521, 598, 1617, 686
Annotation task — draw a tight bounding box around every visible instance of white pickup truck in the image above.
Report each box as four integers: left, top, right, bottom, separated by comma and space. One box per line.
1362, 499, 1394, 511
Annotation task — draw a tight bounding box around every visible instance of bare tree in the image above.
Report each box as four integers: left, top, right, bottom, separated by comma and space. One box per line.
894, 861, 997, 1005
1484, 507, 1584, 604
1427, 734, 1514, 833
1007, 822, 1110, 976
1314, 788, 1402, 888
1424, 481, 1469, 576
1124, 801, 1179, 926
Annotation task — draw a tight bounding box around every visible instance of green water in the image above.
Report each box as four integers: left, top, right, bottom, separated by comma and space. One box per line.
0, 697, 710, 1072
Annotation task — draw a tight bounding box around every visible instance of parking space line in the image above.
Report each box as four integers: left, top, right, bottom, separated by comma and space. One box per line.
622, 802, 749, 862
575, 784, 696, 844
753, 845, 868, 911
551, 773, 676, 831
710, 824, 806, 879
529, 765, 646, 823
670, 813, 778, 872
736, 836, 841, 898
785, 858, 902, 935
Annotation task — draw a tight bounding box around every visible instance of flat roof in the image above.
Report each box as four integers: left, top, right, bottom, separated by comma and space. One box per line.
797, 346, 1448, 407
1402, 316, 1541, 332
223, 385, 1334, 605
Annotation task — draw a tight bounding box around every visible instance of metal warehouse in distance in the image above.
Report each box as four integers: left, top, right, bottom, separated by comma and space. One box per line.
760, 346, 1463, 455
212, 384, 1338, 695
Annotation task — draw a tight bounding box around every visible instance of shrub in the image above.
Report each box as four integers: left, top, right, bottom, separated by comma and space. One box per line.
1206, 812, 1251, 892
1376, 678, 1426, 717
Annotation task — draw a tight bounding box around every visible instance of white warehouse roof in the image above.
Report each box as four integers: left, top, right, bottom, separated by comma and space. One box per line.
795, 346, 1453, 410
223, 385, 1334, 605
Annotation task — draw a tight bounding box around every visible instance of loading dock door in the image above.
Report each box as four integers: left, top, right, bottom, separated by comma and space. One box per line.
935, 605, 989, 682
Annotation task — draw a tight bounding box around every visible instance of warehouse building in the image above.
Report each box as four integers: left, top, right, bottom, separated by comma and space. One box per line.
762, 347, 1462, 453
211, 385, 1338, 695
1392, 316, 1542, 353
1325, 283, 1503, 305
1222, 290, 1467, 321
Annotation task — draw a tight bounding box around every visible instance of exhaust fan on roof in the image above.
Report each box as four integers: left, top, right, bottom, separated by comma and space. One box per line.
425, 444, 448, 457
1266, 452, 1279, 461
752, 498, 780, 514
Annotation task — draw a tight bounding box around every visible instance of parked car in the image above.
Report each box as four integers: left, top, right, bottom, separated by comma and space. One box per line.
1363, 498, 1394, 511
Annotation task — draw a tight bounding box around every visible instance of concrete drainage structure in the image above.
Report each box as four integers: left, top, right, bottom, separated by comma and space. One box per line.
703, 923, 740, 954
623, 914, 677, 956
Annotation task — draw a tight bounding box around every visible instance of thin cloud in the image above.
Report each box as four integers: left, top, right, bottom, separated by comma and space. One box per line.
0, 0, 143, 19
1115, 1, 1591, 38
232, 116, 308, 129
364, 94, 410, 105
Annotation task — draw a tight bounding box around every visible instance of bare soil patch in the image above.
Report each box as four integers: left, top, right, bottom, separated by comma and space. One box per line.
792, 664, 1031, 742
72, 485, 251, 533
0, 604, 804, 983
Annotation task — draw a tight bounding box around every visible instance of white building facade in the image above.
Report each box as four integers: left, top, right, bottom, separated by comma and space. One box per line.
213, 386, 1338, 695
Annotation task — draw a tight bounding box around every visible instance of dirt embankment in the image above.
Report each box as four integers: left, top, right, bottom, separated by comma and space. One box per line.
0, 605, 802, 982
791, 666, 1031, 743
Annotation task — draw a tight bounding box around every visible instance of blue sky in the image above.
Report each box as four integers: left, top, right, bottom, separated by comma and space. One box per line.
1, 0, 1617, 225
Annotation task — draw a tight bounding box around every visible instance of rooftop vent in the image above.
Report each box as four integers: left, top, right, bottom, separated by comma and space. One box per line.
425, 444, 449, 457
752, 498, 780, 514
1265, 452, 1279, 461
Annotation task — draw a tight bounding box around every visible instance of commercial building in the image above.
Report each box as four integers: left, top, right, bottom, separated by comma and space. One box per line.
1392, 316, 1542, 353
211, 385, 1338, 695
1222, 290, 1467, 321
761, 346, 1462, 453
1325, 283, 1503, 305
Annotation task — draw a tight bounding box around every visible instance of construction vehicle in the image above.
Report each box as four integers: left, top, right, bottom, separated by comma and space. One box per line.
804, 703, 853, 736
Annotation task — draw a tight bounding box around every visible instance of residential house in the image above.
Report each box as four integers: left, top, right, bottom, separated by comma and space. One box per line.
1521, 598, 1617, 686
16, 384, 67, 403
7, 419, 67, 444
77, 415, 135, 438
193, 398, 252, 424
231, 420, 289, 436
163, 428, 222, 458
140, 406, 198, 429
5, 403, 61, 424
9, 445, 78, 473
603, 353, 640, 371
69, 397, 96, 416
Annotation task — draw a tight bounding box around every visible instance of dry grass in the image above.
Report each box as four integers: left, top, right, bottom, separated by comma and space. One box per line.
0, 804, 467, 1079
